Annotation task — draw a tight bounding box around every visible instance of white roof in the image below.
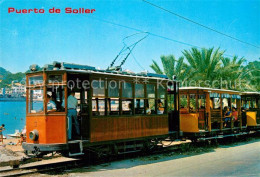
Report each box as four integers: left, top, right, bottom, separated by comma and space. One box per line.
179, 87, 241, 94
242, 92, 260, 95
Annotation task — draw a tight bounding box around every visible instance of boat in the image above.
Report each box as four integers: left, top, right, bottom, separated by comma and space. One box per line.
7, 130, 21, 138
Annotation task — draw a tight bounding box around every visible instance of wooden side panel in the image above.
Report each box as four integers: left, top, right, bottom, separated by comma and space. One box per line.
26, 115, 67, 144
247, 111, 257, 126
45, 115, 67, 144
26, 116, 46, 144
180, 113, 199, 133
90, 115, 168, 142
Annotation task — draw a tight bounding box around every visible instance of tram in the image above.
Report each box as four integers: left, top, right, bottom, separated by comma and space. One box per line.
241, 92, 260, 130
22, 62, 260, 157
179, 87, 245, 139
22, 62, 180, 156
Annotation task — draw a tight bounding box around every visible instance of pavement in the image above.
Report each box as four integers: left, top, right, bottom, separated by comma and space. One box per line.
66, 139, 260, 177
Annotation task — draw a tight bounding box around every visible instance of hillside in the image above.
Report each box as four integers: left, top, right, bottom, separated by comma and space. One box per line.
0, 67, 25, 88
0, 67, 11, 79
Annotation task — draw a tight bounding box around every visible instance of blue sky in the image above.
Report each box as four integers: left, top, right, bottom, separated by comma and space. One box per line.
0, 0, 259, 73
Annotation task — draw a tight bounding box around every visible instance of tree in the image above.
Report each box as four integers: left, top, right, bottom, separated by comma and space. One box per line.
244, 60, 260, 91
219, 56, 255, 91
150, 55, 190, 81
182, 47, 224, 83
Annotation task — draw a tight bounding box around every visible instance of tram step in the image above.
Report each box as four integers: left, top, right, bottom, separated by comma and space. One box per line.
69, 152, 84, 157
68, 140, 84, 156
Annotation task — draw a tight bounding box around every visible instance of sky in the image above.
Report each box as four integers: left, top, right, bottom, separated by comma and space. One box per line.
0, 0, 260, 73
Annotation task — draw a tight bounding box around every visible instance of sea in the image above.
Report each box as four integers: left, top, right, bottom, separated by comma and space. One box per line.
0, 101, 26, 136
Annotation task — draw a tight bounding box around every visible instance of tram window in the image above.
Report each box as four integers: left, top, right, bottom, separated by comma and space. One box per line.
213, 98, 220, 109
157, 85, 165, 99
29, 75, 43, 85
135, 84, 144, 98
107, 98, 119, 115
189, 94, 196, 112
147, 84, 155, 98
167, 94, 175, 111
93, 80, 105, 97
92, 99, 105, 116
146, 99, 156, 114
231, 98, 237, 108
84, 91, 88, 103
48, 75, 63, 84
198, 95, 205, 109
28, 89, 44, 113
157, 99, 165, 114
108, 81, 119, 97
122, 82, 132, 98
180, 95, 188, 108
122, 100, 133, 115
135, 99, 145, 114
222, 98, 229, 109
47, 86, 65, 112
251, 98, 257, 108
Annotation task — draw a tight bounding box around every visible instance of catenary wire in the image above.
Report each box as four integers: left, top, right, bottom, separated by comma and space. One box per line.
142, 0, 260, 49
88, 16, 236, 58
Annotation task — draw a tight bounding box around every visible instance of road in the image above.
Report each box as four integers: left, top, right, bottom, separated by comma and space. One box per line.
66, 139, 260, 177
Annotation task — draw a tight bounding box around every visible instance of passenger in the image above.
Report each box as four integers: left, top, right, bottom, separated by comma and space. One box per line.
40, 94, 56, 112
146, 106, 151, 115
62, 90, 80, 140
157, 100, 164, 114
16, 134, 26, 146
232, 107, 238, 126
46, 94, 57, 112
224, 107, 232, 128
0, 124, 5, 144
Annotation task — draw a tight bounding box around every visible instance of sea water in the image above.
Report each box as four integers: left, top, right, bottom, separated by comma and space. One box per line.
0, 101, 26, 136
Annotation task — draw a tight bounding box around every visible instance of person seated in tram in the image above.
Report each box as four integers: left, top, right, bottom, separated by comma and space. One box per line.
232, 107, 238, 126
46, 94, 57, 112
146, 102, 151, 115
157, 100, 164, 114
39, 94, 57, 112
224, 107, 232, 128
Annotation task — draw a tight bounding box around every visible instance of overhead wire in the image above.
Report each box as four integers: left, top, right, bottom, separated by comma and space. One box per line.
88, 16, 235, 58
142, 0, 260, 49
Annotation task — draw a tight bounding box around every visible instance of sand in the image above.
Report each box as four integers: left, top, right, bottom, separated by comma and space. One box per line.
0, 138, 26, 164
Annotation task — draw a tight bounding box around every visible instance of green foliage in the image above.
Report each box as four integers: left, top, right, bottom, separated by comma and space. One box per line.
150, 47, 259, 92
0, 67, 11, 79
150, 55, 189, 81
0, 72, 25, 88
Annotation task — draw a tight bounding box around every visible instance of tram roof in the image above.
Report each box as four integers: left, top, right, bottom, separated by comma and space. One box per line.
241, 91, 260, 95
28, 62, 175, 81
179, 87, 241, 94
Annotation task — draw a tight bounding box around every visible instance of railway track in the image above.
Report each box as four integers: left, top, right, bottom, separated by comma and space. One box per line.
0, 131, 259, 177
0, 157, 83, 177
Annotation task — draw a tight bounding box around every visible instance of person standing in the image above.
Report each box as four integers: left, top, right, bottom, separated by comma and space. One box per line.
0, 124, 5, 144
63, 91, 80, 140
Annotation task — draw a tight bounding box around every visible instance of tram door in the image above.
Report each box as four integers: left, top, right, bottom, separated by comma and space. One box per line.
67, 74, 90, 140
167, 82, 180, 132
75, 90, 90, 140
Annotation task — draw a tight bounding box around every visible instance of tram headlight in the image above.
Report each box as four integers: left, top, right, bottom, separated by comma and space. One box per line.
29, 130, 39, 141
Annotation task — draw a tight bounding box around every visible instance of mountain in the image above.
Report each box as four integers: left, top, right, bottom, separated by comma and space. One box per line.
0, 67, 11, 79
0, 67, 25, 88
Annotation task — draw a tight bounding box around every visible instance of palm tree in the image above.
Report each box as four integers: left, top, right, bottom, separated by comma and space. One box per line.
243, 60, 260, 91
150, 55, 190, 81
182, 47, 224, 83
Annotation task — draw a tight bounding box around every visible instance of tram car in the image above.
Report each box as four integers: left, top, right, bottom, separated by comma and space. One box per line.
241, 92, 260, 130
22, 62, 180, 156
179, 87, 247, 140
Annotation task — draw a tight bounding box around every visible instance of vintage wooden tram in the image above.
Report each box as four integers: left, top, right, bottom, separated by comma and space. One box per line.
241, 92, 260, 130
179, 87, 245, 139
22, 62, 260, 156
22, 62, 180, 156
